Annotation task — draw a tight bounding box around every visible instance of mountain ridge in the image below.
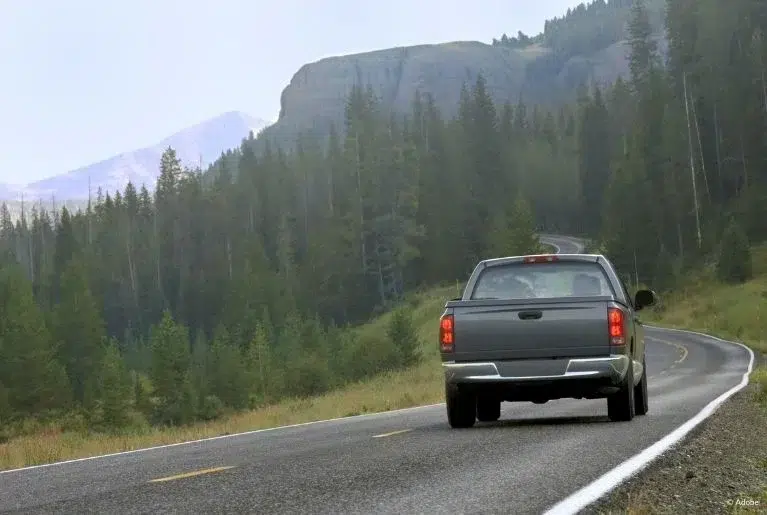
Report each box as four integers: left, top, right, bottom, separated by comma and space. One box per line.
1, 111, 269, 202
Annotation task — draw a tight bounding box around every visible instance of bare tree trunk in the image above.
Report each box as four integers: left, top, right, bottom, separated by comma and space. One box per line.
354, 132, 367, 272
633, 246, 639, 289
328, 164, 334, 214
154, 208, 162, 297
690, 96, 710, 203
761, 65, 767, 117
683, 72, 702, 248
303, 161, 309, 252
88, 176, 92, 246
258, 344, 266, 401
40, 202, 47, 283
713, 102, 724, 197
20, 194, 34, 282
740, 132, 748, 194
28, 220, 34, 284
377, 260, 385, 306
126, 217, 138, 309
226, 237, 233, 281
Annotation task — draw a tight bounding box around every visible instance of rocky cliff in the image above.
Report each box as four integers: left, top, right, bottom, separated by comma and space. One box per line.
254, 35, 668, 151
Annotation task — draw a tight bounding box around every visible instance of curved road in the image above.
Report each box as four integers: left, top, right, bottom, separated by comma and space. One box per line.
539, 234, 587, 255
0, 236, 753, 515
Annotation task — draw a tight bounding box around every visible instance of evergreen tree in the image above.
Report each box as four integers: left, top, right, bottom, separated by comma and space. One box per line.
95, 338, 133, 429
387, 307, 420, 368
508, 194, 542, 255
52, 257, 106, 406
206, 324, 249, 410
578, 85, 611, 235
0, 264, 70, 417
149, 311, 194, 425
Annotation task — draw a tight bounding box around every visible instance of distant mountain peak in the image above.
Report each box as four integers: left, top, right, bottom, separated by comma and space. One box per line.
1, 111, 270, 202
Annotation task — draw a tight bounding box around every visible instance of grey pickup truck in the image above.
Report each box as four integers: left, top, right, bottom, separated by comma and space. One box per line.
439, 253, 657, 428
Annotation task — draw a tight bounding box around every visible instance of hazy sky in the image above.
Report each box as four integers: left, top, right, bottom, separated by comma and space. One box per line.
0, 0, 583, 184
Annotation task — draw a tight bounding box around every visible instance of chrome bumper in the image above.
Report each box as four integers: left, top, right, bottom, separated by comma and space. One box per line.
443, 355, 632, 385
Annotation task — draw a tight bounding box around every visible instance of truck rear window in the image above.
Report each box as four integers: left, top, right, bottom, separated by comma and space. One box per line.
470, 261, 614, 300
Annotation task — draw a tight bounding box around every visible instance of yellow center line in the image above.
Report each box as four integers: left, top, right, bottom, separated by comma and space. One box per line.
649, 337, 689, 365
372, 429, 412, 439
148, 466, 235, 483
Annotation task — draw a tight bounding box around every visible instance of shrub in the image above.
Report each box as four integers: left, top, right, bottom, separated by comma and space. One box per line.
387, 307, 420, 368
716, 218, 752, 284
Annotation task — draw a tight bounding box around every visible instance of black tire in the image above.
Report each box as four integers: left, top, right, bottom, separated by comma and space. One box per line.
476, 396, 501, 422
446, 383, 476, 428
634, 356, 649, 416
607, 360, 635, 422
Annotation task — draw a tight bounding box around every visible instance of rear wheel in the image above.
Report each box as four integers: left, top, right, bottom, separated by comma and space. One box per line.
476, 396, 501, 422
446, 383, 476, 428
607, 360, 635, 422
634, 355, 649, 416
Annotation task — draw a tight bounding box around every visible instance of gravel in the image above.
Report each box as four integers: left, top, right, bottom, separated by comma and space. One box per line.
585, 381, 767, 515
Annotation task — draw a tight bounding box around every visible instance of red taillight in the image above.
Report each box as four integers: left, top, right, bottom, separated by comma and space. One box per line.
608, 307, 626, 346
440, 314, 454, 352
523, 255, 558, 264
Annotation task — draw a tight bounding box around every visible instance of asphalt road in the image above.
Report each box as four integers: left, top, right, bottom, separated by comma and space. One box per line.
0, 236, 753, 515
539, 234, 587, 255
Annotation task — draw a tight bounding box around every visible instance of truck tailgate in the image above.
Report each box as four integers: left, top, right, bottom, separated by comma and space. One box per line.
451, 299, 611, 361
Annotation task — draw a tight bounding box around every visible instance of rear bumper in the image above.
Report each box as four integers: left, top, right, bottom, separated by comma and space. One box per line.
443, 355, 631, 398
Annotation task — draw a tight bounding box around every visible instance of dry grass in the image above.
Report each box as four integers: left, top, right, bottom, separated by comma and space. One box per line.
0, 361, 446, 471
3, 245, 766, 473
0, 284, 459, 472
642, 244, 767, 356
611, 244, 767, 515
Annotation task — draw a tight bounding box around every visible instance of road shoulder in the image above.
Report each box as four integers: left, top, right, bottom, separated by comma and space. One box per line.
586, 378, 767, 514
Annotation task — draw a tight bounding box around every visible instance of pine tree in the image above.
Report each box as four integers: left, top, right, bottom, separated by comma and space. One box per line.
508, 195, 541, 255
149, 310, 194, 425
578, 86, 611, 236
95, 338, 133, 429
0, 263, 70, 417
387, 307, 420, 368
51, 207, 78, 303
246, 320, 272, 403
207, 324, 249, 410
52, 257, 106, 406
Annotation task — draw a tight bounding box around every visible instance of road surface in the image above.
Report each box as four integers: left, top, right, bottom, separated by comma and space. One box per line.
539, 234, 587, 255
0, 236, 753, 515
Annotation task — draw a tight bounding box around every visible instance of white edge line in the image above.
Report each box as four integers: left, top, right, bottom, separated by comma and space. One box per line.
0, 402, 445, 475
543, 326, 756, 515
539, 237, 561, 254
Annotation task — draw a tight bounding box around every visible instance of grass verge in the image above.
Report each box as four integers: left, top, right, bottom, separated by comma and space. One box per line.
0, 284, 457, 472
588, 245, 767, 514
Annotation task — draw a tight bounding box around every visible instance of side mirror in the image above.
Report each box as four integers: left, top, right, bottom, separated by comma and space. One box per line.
634, 289, 657, 310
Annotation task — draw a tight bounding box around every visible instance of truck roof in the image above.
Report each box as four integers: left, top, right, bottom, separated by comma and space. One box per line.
479, 253, 605, 268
